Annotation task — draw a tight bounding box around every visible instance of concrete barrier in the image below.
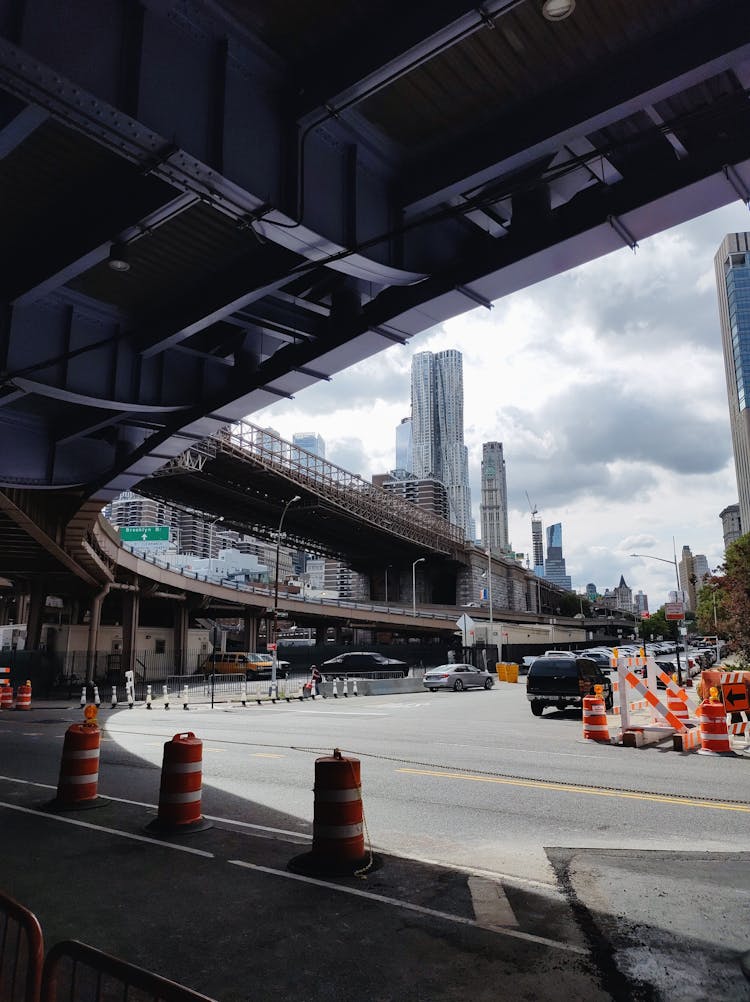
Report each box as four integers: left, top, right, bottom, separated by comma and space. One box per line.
318, 677, 423, 697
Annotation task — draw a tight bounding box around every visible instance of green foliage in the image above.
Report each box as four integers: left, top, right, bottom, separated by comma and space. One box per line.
721, 533, 750, 662
638, 607, 677, 642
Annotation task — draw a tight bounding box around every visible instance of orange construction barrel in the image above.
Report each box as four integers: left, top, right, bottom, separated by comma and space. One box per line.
582, 690, 610, 743
146, 732, 211, 833
53, 721, 101, 808
0, 683, 13, 710
698, 700, 731, 755
289, 748, 380, 876
15, 681, 31, 711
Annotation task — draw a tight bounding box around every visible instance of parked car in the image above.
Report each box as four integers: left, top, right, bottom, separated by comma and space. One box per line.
526, 655, 613, 716
200, 651, 287, 679
321, 651, 408, 675
423, 664, 495, 692
519, 655, 539, 674
579, 650, 613, 671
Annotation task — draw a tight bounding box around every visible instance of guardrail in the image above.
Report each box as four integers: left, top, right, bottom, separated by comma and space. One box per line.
40, 940, 216, 1002
0, 895, 216, 1002
0, 891, 44, 1002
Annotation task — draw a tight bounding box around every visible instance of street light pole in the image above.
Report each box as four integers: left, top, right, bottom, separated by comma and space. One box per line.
271, 495, 301, 695
630, 550, 687, 684
412, 557, 426, 618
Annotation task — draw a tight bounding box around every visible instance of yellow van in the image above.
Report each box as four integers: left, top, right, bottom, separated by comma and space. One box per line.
201, 652, 274, 677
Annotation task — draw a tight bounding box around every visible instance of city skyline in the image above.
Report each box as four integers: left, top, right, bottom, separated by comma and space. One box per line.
252, 200, 750, 605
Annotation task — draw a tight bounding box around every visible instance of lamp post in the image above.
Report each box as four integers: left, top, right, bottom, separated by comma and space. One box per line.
629, 550, 687, 684
271, 495, 301, 695
412, 557, 426, 619
385, 564, 392, 604
207, 516, 224, 578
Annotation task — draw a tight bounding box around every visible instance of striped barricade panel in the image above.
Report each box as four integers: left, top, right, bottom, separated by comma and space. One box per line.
624, 672, 688, 732
719, 671, 746, 684
611, 679, 649, 715
728, 710, 749, 735
657, 671, 687, 702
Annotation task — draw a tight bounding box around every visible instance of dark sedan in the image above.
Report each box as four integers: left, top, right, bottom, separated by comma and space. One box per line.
321, 651, 408, 675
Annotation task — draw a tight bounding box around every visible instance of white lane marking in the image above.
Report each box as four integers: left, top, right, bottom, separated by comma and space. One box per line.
286, 710, 386, 716
0, 801, 214, 857
468, 875, 519, 928
0, 774, 311, 841
228, 860, 587, 955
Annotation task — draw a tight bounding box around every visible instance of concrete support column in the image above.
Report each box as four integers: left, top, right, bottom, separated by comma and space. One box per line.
25, 586, 46, 650
86, 587, 107, 684
333, 625, 344, 644
16, 593, 30, 624
315, 624, 327, 645
243, 613, 259, 652
122, 590, 140, 676
175, 603, 189, 674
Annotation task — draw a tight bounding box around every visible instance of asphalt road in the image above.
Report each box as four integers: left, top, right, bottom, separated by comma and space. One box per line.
1, 684, 749, 1000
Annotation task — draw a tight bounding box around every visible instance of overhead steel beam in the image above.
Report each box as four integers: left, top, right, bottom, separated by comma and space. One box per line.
0, 102, 47, 158
294, 0, 522, 123
399, 1, 750, 216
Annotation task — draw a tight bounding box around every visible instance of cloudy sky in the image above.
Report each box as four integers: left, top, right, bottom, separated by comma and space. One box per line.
254, 200, 750, 610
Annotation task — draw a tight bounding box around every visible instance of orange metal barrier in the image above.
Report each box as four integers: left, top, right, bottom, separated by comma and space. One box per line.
0, 891, 44, 1002
40, 940, 217, 1002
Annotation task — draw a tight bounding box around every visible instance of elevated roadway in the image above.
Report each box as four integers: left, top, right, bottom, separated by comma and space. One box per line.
1, 1, 749, 569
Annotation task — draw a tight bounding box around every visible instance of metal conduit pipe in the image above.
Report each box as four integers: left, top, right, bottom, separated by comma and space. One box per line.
86, 582, 139, 683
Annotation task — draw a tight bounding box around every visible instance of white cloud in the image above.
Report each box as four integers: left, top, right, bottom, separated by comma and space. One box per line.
253, 200, 750, 607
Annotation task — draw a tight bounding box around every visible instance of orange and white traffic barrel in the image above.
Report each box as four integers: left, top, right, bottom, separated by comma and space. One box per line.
52, 705, 101, 809
698, 695, 731, 755
146, 732, 211, 833
0, 683, 13, 710
582, 688, 610, 743
15, 680, 32, 711
289, 748, 379, 876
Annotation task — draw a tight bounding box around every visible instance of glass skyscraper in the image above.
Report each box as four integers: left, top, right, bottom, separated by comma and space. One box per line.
544, 522, 572, 590
410, 350, 473, 538
714, 233, 750, 533
395, 417, 412, 472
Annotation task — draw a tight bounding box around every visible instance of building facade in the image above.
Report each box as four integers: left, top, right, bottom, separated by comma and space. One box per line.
720, 503, 742, 549
378, 470, 451, 521
531, 517, 544, 577
543, 522, 572, 591
395, 417, 412, 472
714, 233, 750, 534
480, 441, 509, 553
410, 350, 472, 537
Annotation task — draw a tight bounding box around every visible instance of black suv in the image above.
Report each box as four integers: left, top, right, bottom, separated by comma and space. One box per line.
526, 656, 613, 716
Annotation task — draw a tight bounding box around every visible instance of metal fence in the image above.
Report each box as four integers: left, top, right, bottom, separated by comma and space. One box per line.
0, 892, 44, 1002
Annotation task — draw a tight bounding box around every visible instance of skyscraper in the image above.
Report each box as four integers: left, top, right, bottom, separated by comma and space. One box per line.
395, 417, 412, 472
480, 442, 509, 553
544, 522, 572, 590
531, 517, 544, 577
714, 233, 750, 533
720, 503, 742, 549
410, 350, 473, 537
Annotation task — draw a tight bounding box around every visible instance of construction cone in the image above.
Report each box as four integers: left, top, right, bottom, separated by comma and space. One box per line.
352, 679, 358, 697
182, 685, 189, 711
146, 684, 152, 709
582, 685, 610, 743
80, 685, 86, 708
50, 704, 102, 810
93, 684, 101, 707
111, 686, 118, 708
163, 684, 170, 710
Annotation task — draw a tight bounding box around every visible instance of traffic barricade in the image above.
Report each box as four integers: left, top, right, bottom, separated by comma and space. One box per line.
52, 705, 101, 809
0, 891, 44, 1002
40, 939, 217, 1002
14, 681, 32, 711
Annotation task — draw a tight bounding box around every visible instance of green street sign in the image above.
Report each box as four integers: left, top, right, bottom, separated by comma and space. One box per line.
119, 525, 170, 543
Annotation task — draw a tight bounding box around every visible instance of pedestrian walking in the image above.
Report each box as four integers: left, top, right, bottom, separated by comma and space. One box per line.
310, 665, 322, 696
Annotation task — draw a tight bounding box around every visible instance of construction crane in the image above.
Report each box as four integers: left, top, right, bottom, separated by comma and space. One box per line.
525, 491, 538, 517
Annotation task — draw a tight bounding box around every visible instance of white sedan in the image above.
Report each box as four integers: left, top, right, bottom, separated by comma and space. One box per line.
422, 664, 495, 692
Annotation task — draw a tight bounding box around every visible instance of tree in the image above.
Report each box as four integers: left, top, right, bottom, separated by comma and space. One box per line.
695, 574, 728, 639
638, 607, 677, 644
721, 533, 750, 663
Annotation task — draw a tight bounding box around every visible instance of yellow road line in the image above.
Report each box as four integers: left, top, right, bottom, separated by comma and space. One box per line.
397, 768, 750, 812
